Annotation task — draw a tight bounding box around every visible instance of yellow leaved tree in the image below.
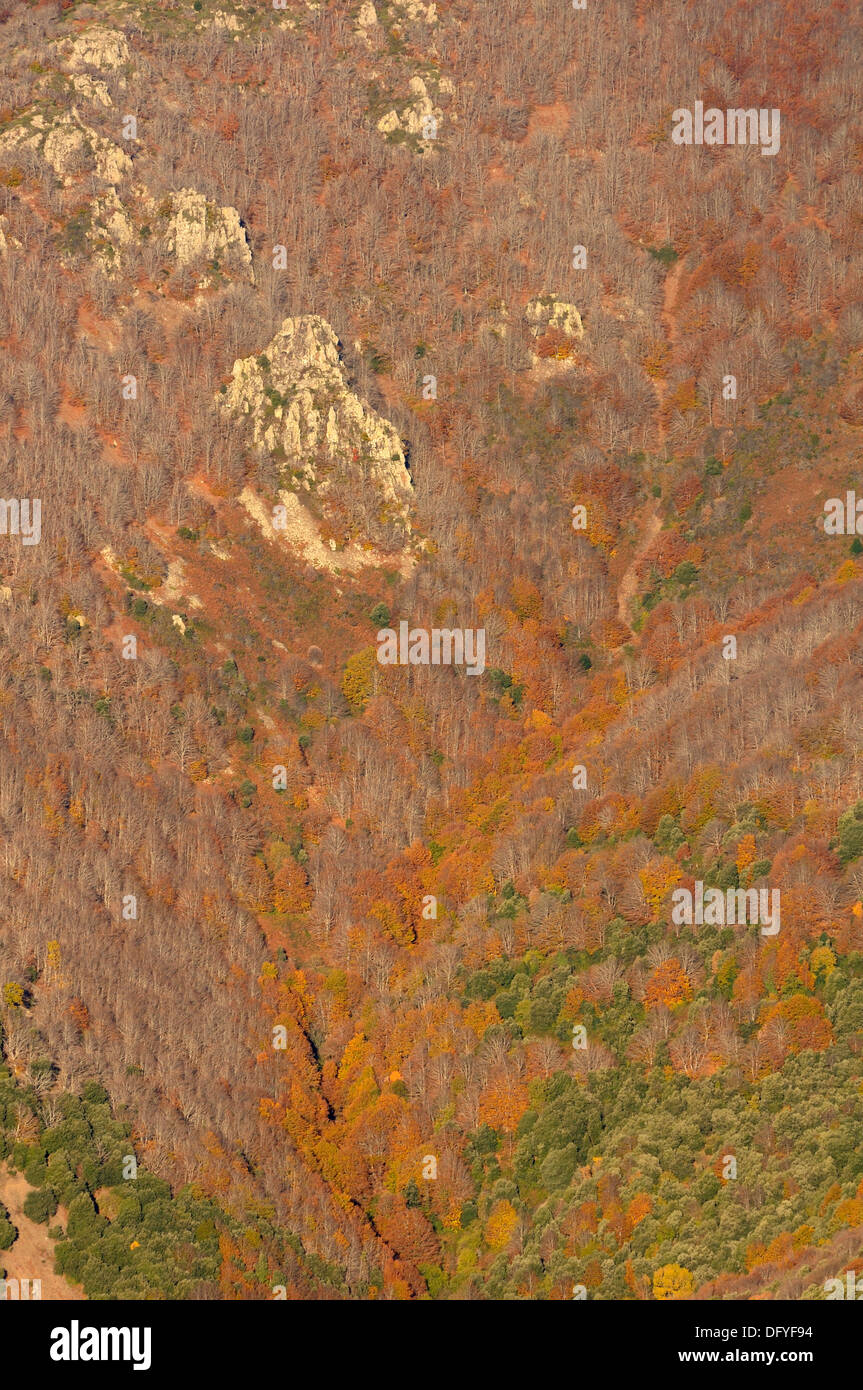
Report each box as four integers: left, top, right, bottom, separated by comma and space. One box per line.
653, 1263, 695, 1300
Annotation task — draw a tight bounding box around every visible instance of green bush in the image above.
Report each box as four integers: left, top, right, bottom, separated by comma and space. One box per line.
837, 802, 863, 864
654, 814, 685, 853
369, 601, 391, 626
0, 1203, 16, 1250
66, 1191, 103, 1243
539, 1144, 578, 1191
673, 560, 699, 586
23, 1187, 57, 1224
23, 1158, 47, 1187
647, 243, 678, 267
487, 668, 525, 706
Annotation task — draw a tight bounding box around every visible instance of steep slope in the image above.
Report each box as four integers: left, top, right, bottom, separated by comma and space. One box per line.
0, 0, 860, 1301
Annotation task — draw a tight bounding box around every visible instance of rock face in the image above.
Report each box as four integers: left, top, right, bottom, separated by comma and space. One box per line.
220, 315, 412, 544
0, 109, 132, 186
356, 1, 378, 28
358, 0, 436, 30
162, 188, 254, 284
58, 26, 130, 72
69, 74, 113, 108
210, 10, 242, 31
377, 75, 444, 150
85, 188, 136, 272
525, 295, 584, 341
64, 183, 253, 284
525, 295, 585, 370
392, 0, 437, 21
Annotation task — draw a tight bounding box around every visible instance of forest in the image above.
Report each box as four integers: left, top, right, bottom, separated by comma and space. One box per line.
0, 0, 860, 1300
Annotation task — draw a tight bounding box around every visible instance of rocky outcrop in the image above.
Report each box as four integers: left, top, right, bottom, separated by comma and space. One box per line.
47, 27, 127, 110
84, 188, 136, 272
162, 188, 254, 285
525, 295, 584, 341
220, 315, 412, 545
391, 0, 438, 21
69, 74, 113, 109
376, 75, 448, 151
1, 29, 132, 188
64, 183, 253, 285
57, 27, 130, 73
357, 0, 436, 31
525, 295, 585, 370
0, 109, 131, 186
210, 10, 242, 31
356, 1, 378, 29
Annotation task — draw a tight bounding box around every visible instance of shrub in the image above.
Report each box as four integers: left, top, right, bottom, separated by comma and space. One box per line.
0, 1202, 16, 1249
838, 802, 863, 864
23, 1187, 57, 1224
673, 560, 699, 586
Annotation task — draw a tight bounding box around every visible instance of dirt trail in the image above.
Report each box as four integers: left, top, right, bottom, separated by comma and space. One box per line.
617, 501, 662, 628
662, 256, 684, 347
652, 255, 685, 449
0, 1166, 84, 1301
615, 255, 678, 631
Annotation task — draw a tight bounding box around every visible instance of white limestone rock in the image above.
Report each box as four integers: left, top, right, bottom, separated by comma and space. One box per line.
162, 188, 254, 285
0, 109, 131, 186
211, 10, 242, 31
60, 26, 130, 72
220, 315, 412, 541
356, 1, 378, 28
377, 75, 442, 150
65, 183, 254, 284
82, 187, 136, 272
69, 74, 113, 108
392, 0, 437, 22
525, 294, 584, 341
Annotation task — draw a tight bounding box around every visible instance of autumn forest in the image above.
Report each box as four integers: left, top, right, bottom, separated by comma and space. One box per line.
0, 0, 861, 1312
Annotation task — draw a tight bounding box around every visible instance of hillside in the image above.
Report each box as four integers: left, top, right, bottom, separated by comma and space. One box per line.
0, 0, 861, 1303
